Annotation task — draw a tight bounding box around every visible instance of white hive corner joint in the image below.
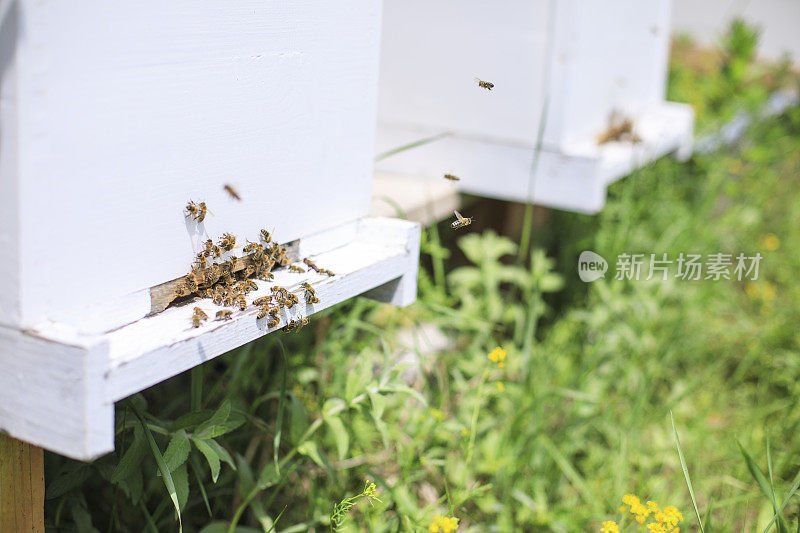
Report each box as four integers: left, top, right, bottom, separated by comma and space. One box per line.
0, 217, 420, 461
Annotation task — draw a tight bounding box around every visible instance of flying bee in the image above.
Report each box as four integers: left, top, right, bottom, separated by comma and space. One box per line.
451, 210, 473, 229
191, 307, 208, 328
303, 258, 320, 272
474, 77, 494, 91
260, 229, 273, 243
185, 201, 208, 223
219, 233, 236, 251
267, 316, 280, 328
288, 264, 305, 273
319, 268, 335, 277
215, 309, 233, 321
443, 173, 460, 182
222, 184, 242, 201
253, 295, 272, 306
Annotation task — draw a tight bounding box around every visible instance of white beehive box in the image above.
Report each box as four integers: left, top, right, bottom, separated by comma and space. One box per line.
0, 1, 421, 459
375, 0, 695, 213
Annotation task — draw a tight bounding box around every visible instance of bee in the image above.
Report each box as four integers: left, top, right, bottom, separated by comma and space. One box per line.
253, 295, 272, 306
260, 229, 273, 244
221, 272, 236, 286
242, 240, 260, 254
194, 252, 208, 268
215, 309, 233, 321
197, 288, 212, 298
474, 77, 494, 91
206, 264, 222, 285
242, 265, 256, 279
235, 294, 247, 310
240, 280, 258, 293
175, 285, 192, 298
267, 316, 280, 328
451, 210, 473, 229
443, 173, 460, 182
268, 305, 279, 317
191, 307, 208, 328
257, 271, 275, 281
185, 201, 208, 223
212, 292, 224, 305
319, 268, 335, 277
184, 272, 198, 291
288, 264, 305, 273
271, 286, 288, 296
222, 294, 235, 307
284, 317, 309, 333
223, 184, 242, 201
286, 293, 299, 307
257, 305, 270, 320
303, 258, 320, 272
301, 282, 319, 304
219, 233, 236, 252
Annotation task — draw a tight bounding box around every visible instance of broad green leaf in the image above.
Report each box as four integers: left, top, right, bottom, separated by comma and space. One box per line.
257, 463, 279, 491
288, 396, 309, 444
193, 437, 221, 483
205, 438, 236, 470
164, 430, 191, 472
46, 463, 91, 500
173, 463, 189, 512
345, 356, 372, 403
298, 441, 325, 469
324, 415, 350, 460
323, 398, 346, 418
111, 425, 147, 484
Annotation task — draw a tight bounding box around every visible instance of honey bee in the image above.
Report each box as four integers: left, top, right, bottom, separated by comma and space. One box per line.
221, 272, 236, 286
303, 258, 320, 272
212, 293, 224, 305
242, 240, 260, 254
283, 293, 299, 308
223, 184, 242, 201
215, 309, 233, 321
451, 210, 473, 229
260, 229, 273, 243
443, 173, 460, 182
222, 294, 235, 307
288, 264, 305, 273
268, 305, 279, 317
240, 280, 258, 293
219, 233, 236, 252
184, 272, 198, 291
242, 265, 255, 279
185, 201, 208, 223
175, 285, 192, 298
267, 316, 280, 328
257, 271, 275, 281
474, 77, 494, 91
283, 316, 309, 333
271, 286, 288, 296
319, 268, 335, 277
191, 307, 208, 328
235, 294, 247, 310
253, 295, 272, 306
257, 305, 270, 320
301, 282, 319, 304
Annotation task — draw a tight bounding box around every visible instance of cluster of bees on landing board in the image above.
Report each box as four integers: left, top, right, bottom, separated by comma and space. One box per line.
182, 184, 333, 333
440, 76, 494, 231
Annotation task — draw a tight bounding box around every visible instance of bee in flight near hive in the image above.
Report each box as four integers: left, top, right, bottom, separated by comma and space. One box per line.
191, 307, 208, 328
451, 210, 473, 229
443, 173, 460, 182
223, 184, 242, 201
215, 309, 233, 321
474, 77, 494, 91
288, 264, 305, 274
303, 258, 320, 272
319, 268, 335, 277
185, 200, 208, 223
260, 229, 273, 244
284, 316, 309, 333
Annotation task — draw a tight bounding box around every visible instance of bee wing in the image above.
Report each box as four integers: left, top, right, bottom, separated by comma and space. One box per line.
454, 210, 465, 222
473, 77, 481, 83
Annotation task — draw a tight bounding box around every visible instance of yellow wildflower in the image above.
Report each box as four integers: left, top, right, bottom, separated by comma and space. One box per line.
429, 515, 459, 533
762, 233, 780, 251
460, 427, 469, 437
601, 521, 620, 533
618, 505, 626, 513
622, 494, 640, 506
496, 381, 505, 392
647, 500, 659, 512
488, 347, 507, 365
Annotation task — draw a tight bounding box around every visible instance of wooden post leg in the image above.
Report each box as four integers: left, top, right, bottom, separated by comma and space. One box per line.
0, 434, 45, 532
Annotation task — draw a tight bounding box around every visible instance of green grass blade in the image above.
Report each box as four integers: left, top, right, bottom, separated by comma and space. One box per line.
762, 465, 800, 533
265, 505, 287, 533
374, 131, 452, 162
739, 441, 787, 532
132, 405, 183, 533
670, 411, 705, 533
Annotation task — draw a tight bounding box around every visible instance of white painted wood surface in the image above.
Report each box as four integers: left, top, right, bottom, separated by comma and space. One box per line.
0, 218, 420, 460
375, 0, 695, 213
0, 1, 382, 330
370, 173, 460, 225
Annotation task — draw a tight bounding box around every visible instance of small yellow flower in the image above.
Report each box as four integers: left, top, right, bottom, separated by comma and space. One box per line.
647, 500, 659, 512
460, 427, 469, 437
762, 233, 780, 251
601, 521, 620, 533
488, 347, 507, 365
429, 515, 459, 533
622, 494, 640, 506
495, 381, 505, 392
430, 408, 446, 422
618, 505, 626, 513
636, 515, 646, 524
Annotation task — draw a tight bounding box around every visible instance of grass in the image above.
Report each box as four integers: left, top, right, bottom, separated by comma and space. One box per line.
42, 20, 800, 533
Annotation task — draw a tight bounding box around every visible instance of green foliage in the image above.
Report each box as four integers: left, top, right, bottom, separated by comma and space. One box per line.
42, 30, 800, 532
